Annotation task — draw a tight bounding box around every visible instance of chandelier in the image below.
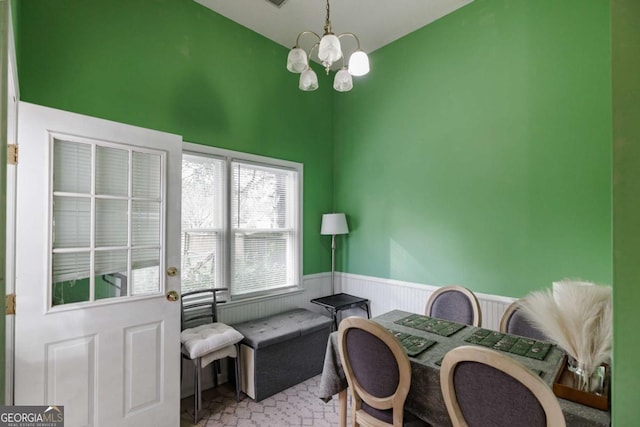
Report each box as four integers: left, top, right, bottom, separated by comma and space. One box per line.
286, 0, 370, 92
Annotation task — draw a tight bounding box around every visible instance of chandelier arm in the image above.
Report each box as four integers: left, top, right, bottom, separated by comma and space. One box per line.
307, 43, 320, 64
337, 32, 362, 51
295, 31, 321, 47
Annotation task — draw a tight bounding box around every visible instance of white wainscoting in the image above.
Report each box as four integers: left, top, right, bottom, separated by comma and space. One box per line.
181, 272, 515, 397
337, 272, 515, 331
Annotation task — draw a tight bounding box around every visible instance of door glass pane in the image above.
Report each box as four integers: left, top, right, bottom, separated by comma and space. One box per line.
53, 251, 90, 283
133, 152, 161, 198
52, 278, 90, 306
132, 201, 160, 246
95, 250, 128, 300
53, 140, 91, 194
51, 139, 166, 306
131, 248, 160, 295
95, 249, 127, 276
96, 146, 129, 196
53, 196, 90, 248
95, 199, 128, 247
52, 252, 90, 306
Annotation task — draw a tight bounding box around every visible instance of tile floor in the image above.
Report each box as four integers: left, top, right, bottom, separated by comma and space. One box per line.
180, 374, 344, 427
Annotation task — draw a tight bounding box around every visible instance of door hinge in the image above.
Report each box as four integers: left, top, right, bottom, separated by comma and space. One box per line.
7, 144, 18, 165
6, 293, 16, 315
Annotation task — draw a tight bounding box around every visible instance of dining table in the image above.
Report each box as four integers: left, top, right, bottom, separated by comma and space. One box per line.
317, 310, 611, 427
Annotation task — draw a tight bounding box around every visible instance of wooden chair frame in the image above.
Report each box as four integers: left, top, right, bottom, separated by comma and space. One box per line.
440, 345, 566, 427
499, 300, 521, 334
338, 317, 412, 427
425, 285, 482, 327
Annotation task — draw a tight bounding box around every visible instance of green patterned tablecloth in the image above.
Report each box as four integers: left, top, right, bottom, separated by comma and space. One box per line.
318, 309, 611, 427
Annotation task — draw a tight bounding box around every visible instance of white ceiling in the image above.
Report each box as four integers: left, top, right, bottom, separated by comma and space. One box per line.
194, 0, 473, 57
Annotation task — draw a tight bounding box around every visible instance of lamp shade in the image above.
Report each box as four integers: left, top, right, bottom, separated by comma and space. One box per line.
321, 213, 349, 235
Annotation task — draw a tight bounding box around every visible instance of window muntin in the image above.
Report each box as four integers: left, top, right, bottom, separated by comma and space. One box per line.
50, 136, 165, 307
181, 146, 301, 299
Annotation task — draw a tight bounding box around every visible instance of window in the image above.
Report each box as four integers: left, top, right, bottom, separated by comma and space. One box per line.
181, 144, 301, 299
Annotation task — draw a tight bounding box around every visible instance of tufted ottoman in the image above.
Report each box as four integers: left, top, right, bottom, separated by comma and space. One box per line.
233, 308, 333, 401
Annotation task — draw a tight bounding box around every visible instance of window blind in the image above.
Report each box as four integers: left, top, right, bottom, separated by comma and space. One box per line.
230, 161, 298, 296
180, 150, 301, 299
181, 154, 225, 293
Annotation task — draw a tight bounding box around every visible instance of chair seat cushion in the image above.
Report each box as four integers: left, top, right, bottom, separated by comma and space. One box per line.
181, 322, 244, 359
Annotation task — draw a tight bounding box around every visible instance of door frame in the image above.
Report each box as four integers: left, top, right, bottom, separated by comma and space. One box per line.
2, 0, 19, 405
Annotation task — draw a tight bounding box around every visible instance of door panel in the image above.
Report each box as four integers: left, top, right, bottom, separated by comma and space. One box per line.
15, 102, 182, 427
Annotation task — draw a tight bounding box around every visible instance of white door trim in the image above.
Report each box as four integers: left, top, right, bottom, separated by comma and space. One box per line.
3, 0, 19, 405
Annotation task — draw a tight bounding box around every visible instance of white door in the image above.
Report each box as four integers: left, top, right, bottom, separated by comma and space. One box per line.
14, 102, 182, 427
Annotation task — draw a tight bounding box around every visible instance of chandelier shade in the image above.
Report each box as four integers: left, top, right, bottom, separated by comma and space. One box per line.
299, 68, 319, 91
287, 48, 309, 73
318, 34, 343, 69
348, 50, 370, 77
333, 68, 353, 92
286, 0, 369, 92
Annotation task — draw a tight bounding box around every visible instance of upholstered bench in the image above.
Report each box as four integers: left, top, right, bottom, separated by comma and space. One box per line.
233, 308, 333, 401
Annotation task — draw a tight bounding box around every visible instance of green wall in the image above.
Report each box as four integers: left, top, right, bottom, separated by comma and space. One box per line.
13, 0, 638, 420
16, 0, 335, 275
612, 0, 640, 423
334, 0, 612, 298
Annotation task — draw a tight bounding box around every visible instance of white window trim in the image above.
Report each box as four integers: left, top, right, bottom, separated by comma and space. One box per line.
182, 142, 304, 300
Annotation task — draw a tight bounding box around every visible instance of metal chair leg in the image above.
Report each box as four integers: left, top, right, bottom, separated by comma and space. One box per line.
234, 343, 242, 402
194, 358, 202, 424
213, 360, 219, 388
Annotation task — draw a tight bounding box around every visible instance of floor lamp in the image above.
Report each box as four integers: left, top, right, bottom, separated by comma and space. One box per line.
321, 213, 349, 295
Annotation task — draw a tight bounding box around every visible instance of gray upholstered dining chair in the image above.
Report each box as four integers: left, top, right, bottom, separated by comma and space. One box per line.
499, 300, 549, 341
440, 345, 566, 427
425, 285, 482, 327
338, 317, 427, 427
180, 288, 244, 423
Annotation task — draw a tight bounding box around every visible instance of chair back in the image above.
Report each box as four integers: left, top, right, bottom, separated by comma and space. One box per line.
181, 288, 227, 330
338, 317, 411, 427
440, 346, 565, 427
499, 301, 549, 341
425, 285, 482, 327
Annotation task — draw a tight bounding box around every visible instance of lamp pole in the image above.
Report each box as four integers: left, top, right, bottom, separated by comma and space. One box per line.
331, 234, 337, 295
321, 213, 349, 296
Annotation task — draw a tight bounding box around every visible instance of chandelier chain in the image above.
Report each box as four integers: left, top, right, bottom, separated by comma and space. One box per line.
324, 0, 332, 34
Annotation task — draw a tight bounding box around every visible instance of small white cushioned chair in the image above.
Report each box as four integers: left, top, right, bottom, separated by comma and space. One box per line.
180, 288, 243, 423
